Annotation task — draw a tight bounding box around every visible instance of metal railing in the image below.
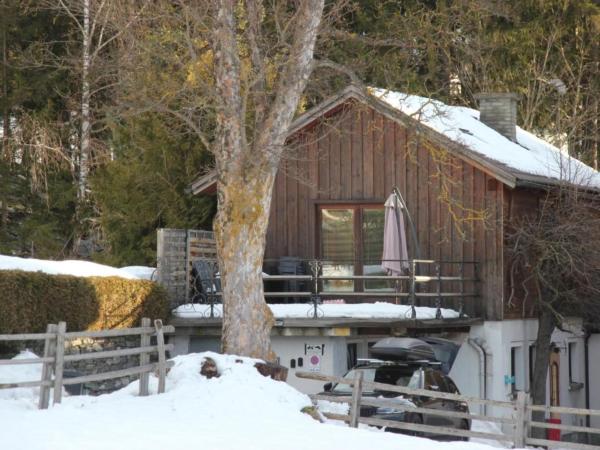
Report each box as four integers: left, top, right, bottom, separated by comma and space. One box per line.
186, 258, 479, 320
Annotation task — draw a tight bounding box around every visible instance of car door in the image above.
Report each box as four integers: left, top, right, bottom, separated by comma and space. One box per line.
422, 369, 451, 427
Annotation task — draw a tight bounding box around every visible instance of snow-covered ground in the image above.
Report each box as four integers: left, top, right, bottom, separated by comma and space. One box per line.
174, 302, 460, 320
0, 351, 519, 450
0, 254, 155, 280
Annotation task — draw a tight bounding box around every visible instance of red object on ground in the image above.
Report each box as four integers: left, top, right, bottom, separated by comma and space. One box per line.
546, 418, 561, 441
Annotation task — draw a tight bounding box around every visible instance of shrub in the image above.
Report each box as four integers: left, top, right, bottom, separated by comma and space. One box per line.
0, 271, 170, 333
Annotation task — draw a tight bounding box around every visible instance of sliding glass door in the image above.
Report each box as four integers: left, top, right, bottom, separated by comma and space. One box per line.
319, 205, 391, 292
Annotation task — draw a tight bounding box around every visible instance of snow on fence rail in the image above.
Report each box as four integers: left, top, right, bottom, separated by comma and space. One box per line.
296, 371, 600, 449
0, 318, 175, 409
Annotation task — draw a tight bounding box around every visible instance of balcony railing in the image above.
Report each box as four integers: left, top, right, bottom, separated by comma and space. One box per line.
186, 258, 479, 320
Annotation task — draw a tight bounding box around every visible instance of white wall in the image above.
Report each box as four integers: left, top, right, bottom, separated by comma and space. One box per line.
449, 337, 483, 414
170, 333, 354, 394
463, 318, 587, 427
272, 336, 348, 394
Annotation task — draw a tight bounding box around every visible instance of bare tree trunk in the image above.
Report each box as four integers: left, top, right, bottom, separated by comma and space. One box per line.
531, 307, 556, 439
79, 0, 91, 201
215, 172, 276, 360
1, 20, 9, 228
1, 22, 7, 156
211, 0, 324, 360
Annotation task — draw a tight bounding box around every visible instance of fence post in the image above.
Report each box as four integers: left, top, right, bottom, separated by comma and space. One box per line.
38, 323, 57, 409
513, 390, 528, 448
409, 260, 417, 319
435, 263, 442, 319
52, 321, 66, 405
154, 319, 167, 394
139, 318, 151, 396
349, 370, 364, 428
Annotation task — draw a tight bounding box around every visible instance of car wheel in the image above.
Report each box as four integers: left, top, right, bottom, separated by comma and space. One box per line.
406, 413, 424, 437
458, 419, 470, 441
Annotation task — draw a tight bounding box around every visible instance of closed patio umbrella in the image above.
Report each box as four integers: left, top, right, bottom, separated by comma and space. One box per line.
382, 193, 409, 274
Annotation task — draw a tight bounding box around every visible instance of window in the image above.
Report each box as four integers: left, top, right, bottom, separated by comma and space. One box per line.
510, 346, 524, 392
347, 343, 357, 370
319, 204, 392, 292
423, 369, 449, 392
333, 366, 421, 394
529, 344, 536, 387
568, 342, 577, 383
445, 377, 460, 394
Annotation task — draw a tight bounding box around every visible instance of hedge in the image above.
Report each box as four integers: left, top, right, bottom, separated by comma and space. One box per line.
0, 270, 170, 333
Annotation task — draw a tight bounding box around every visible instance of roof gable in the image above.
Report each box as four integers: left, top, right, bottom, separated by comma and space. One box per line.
191, 85, 600, 194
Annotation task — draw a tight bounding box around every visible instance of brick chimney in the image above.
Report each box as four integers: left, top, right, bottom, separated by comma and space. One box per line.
475, 93, 519, 142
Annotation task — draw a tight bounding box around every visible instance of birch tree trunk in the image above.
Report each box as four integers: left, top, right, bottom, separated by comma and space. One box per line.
1, 20, 9, 227
79, 0, 91, 201
211, 0, 324, 359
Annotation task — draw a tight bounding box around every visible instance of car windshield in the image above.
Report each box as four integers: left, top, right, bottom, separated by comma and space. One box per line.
333, 366, 421, 394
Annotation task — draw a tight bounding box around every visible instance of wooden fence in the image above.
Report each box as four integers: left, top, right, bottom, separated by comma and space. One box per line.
0, 318, 175, 409
296, 371, 600, 449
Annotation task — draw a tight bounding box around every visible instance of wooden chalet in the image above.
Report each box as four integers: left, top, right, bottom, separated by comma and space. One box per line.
190, 86, 600, 324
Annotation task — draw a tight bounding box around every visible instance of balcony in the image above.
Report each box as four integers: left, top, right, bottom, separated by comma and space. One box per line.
177, 258, 480, 323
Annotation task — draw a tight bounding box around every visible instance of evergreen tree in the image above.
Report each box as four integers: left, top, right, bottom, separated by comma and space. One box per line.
0, 2, 76, 257
92, 113, 214, 266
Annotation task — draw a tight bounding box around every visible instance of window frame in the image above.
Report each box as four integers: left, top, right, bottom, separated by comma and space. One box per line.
316, 203, 385, 292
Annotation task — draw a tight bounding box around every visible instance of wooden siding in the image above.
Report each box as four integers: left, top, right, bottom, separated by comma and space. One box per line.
265, 101, 504, 320
502, 186, 542, 319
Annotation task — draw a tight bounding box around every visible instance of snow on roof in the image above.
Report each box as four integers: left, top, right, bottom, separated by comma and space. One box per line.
370, 88, 600, 189
0, 351, 508, 450
173, 302, 460, 321
0, 254, 154, 280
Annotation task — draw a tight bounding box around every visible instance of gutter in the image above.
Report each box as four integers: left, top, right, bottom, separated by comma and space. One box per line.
468, 337, 487, 415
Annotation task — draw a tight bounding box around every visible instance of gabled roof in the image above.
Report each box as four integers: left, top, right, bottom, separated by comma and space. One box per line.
191, 85, 600, 194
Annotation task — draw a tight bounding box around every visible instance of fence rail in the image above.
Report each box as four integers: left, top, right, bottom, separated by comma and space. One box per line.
296, 370, 600, 449
0, 318, 174, 409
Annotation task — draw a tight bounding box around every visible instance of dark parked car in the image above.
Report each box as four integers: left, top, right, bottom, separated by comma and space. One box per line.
322, 361, 470, 439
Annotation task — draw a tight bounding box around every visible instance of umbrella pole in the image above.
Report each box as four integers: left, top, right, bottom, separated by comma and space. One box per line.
393, 186, 421, 259
391, 194, 403, 303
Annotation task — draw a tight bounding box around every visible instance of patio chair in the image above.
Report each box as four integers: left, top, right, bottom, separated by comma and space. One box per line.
191, 259, 221, 304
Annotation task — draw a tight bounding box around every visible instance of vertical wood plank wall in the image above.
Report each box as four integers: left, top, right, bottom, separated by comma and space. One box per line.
502, 186, 541, 319
265, 101, 504, 320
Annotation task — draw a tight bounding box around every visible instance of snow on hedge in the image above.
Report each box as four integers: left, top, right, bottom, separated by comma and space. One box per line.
0, 351, 513, 450
174, 302, 460, 320
118, 266, 156, 280
0, 254, 155, 280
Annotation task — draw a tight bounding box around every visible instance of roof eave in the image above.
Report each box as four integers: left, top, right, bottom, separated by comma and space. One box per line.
514, 174, 600, 194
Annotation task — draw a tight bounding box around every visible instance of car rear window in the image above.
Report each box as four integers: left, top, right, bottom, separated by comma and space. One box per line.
333, 366, 420, 393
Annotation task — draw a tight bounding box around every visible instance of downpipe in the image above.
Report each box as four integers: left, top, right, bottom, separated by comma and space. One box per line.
468, 337, 487, 415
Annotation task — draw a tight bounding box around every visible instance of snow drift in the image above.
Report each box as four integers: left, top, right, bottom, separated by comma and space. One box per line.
0, 351, 516, 450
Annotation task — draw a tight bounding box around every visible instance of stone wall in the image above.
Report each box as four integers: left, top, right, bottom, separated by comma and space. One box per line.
1, 335, 156, 396
64, 335, 154, 395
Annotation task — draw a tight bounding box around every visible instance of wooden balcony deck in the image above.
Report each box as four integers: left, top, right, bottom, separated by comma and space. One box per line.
181, 258, 481, 321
